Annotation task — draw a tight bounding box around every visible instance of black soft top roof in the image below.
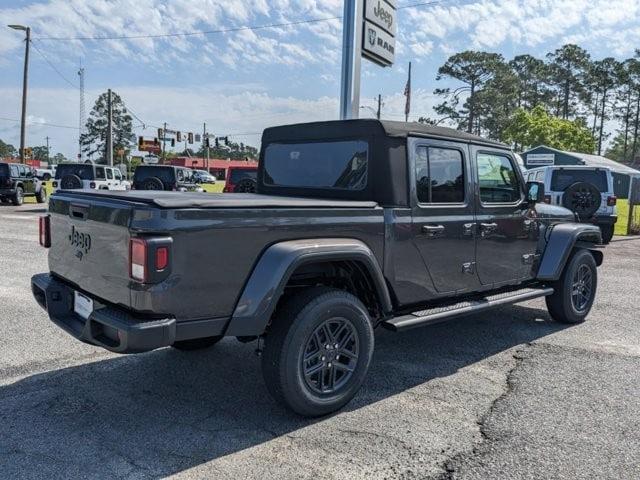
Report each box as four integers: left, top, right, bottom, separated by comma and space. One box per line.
262, 119, 507, 148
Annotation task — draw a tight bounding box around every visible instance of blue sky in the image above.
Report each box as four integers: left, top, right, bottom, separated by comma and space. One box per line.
1, 0, 640, 159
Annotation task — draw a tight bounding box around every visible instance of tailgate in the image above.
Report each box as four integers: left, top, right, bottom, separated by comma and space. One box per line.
48, 194, 134, 309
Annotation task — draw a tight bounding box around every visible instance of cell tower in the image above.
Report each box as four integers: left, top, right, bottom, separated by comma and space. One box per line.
78, 61, 86, 162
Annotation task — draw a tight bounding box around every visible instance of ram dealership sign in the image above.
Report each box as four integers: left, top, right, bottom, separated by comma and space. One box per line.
362, 0, 396, 67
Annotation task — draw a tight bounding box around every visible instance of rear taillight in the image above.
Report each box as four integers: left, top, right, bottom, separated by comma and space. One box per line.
223, 184, 232, 193
607, 195, 617, 206
39, 215, 51, 248
544, 195, 551, 204
89, 182, 96, 189
130, 238, 147, 282
129, 238, 172, 283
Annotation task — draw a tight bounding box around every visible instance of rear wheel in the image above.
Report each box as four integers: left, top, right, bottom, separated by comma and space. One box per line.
600, 225, 614, 244
42, 173, 51, 181
141, 177, 164, 190
12, 187, 23, 206
546, 249, 597, 324
234, 178, 257, 193
172, 336, 223, 351
261, 287, 374, 417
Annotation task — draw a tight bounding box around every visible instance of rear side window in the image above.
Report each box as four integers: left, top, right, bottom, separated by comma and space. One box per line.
415, 146, 465, 203
134, 167, 176, 184
477, 153, 521, 203
263, 140, 368, 190
106, 169, 113, 180
0, 164, 8, 177
95, 167, 106, 180
229, 169, 257, 184
10, 165, 19, 177
550, 170, 608, 192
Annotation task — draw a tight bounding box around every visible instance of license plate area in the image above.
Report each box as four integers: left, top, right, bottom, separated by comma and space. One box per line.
74, 291, 94, 320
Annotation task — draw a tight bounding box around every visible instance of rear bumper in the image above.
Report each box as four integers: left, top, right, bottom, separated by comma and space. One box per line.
31, 273, 227, 354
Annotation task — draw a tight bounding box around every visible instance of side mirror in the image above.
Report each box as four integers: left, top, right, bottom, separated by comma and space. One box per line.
526, 181, 545, 204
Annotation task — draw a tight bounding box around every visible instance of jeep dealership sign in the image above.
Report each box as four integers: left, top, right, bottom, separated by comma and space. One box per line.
362, 0, 396, 67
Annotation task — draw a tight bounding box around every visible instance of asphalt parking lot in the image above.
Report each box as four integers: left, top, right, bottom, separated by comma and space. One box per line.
1, 203, 639, 480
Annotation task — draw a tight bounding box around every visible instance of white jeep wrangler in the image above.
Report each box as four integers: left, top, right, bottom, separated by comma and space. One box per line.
526, 165, 617, 243
52, 164, 130, 192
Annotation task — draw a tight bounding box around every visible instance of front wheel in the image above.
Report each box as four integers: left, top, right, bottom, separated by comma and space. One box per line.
546, 249, 598, 324
36, 187, 47, 204
261, 287, 374, 417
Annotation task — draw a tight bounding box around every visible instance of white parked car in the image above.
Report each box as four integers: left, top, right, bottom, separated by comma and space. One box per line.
52, 164, 130, 192
526, 165, 617, 243
35, 165, 57, 181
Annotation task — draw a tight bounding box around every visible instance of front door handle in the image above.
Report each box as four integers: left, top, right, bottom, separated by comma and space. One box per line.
422, 224, 445, 238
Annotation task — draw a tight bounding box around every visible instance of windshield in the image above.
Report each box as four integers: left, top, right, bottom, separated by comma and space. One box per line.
551, 169, 608, 192
263, 140, 368, 190
229, 168, 257, 184
55, 164, 94, 180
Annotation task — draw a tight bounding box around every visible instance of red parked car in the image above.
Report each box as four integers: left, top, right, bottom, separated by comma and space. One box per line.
223, 165, 258, 193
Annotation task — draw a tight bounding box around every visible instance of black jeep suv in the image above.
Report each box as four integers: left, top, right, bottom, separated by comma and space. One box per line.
132, 165, 203, 192
32, 120, 604, 416
0, 162, 47, 205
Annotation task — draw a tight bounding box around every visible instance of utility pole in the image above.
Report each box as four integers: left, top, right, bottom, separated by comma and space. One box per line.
376, 94, 382, 120
339, 0, 363, 120
9, 25, 30, 163
78, 62, 85, 162
106, 88, 113, 166
45, 136, 50, 164
203, 123, 209, 171
162, 121, 167, 162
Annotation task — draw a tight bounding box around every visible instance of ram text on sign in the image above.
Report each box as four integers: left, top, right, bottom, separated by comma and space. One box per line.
364, 0, 397, 37
527, 153, 555, 166
362, 20, 396, 67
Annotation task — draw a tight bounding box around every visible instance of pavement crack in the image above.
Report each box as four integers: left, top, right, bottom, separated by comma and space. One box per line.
434, 343, 532, 480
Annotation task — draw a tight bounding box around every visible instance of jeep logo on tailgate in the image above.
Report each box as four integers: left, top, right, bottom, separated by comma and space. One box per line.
69, 225, 91, 256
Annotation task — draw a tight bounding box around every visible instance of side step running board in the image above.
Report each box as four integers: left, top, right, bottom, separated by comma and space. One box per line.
382, 287, 554, 332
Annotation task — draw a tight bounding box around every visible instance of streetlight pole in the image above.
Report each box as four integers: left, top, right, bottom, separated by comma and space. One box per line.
9, 24, 30, 164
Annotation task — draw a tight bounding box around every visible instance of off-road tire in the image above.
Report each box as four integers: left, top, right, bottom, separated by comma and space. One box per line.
60, 174, 83, 190
141, 177, 164, 191
562, 182, 601, 220
600, 225, 614, 244
261, 287, 374, 417
42, 173, 51, 181
172, 336, 223, 351
12, 187, 23, 206
36, 187, 47, 204
546, 249, 597, 324
234, 178, 257, 193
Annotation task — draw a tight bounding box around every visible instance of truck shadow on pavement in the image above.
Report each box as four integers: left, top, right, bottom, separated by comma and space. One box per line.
0, 304, 569, 479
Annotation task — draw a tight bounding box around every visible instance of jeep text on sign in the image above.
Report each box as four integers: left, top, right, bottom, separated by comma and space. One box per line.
362, 20, 396, 67
364, 0, 397, 37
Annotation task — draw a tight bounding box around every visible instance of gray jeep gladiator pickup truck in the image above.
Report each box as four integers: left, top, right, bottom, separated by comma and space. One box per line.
32, 120, 603, 416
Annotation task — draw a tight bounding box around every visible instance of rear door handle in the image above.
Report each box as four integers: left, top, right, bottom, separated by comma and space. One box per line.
480, 222, 498, 236
422, 224, 445, 238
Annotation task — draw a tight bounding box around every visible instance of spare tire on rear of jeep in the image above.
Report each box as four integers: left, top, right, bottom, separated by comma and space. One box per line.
140, 177, 164, 190
562, 181, 601, 220
60, 174, 83, 190
234, 178, 257, 193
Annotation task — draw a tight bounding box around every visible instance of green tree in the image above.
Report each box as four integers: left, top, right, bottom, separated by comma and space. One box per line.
546, 44, 591, 119
503, 106, 596, 153
80, 91, 135, 162
30, 145, 49, 162
605, 131, 640, 164
586, 58, 621, 154
0, 138, 17, 158
434, 51, 505, 133
195, 140, 258, 160
52, 152, 68, 164
509, 54, 553, 110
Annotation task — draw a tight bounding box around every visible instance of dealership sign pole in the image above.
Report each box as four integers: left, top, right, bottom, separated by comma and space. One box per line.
340, 0, 397, 120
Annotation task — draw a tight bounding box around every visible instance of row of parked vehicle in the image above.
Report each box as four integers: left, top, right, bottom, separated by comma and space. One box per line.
0, 161, 259, 204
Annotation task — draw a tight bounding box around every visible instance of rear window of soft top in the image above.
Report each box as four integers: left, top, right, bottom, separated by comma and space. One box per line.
55, 164, 94, 180
0, 163, 8, 177
134, 166, 176, 183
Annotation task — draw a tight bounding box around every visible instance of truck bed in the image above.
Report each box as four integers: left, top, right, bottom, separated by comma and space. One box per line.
54, 189, 379, 209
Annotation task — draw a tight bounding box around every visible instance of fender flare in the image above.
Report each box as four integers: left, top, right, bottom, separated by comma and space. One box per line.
537, 223, 603, 281
224, 238, 392, 337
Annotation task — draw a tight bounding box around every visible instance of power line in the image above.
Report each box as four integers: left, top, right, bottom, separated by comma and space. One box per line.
34, 0, 449, 42
30, 40, 79, 89
0, 116, 79, 130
